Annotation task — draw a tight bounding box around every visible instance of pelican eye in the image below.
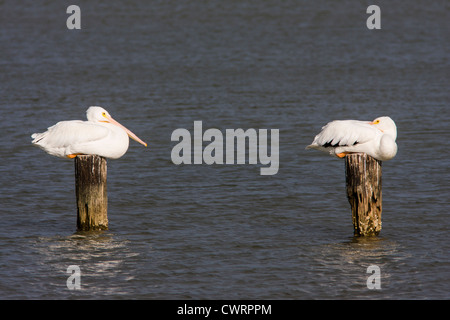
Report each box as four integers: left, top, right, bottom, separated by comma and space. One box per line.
102, 112, 107, 118
373, 120, 380, 124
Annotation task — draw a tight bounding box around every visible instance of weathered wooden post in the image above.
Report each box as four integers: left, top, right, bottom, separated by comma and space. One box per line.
74, 155, 108, 231
345, 153, 382, 236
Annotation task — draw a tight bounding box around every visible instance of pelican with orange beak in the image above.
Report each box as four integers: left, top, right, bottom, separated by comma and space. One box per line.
306, 116, 397, 161
31, 106, 147, 159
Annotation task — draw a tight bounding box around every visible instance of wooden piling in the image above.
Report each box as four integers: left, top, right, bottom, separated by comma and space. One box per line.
74, 155, 108, 231
345, 153, 382, 236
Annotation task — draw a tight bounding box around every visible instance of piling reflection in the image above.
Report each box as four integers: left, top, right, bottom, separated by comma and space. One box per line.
35, 231, 142, 297
303, 236, 412, 298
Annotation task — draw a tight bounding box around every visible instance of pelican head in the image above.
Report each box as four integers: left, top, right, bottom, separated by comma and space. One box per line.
87, 106, 147, 147
370, 116, 397, 140
86, 106, 112, 122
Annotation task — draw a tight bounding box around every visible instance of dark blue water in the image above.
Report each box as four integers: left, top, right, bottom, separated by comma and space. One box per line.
0, 0, 449, 299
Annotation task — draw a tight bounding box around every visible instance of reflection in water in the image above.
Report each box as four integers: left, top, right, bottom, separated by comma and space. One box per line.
306, 236, 412, 299
34, 231, 143, 298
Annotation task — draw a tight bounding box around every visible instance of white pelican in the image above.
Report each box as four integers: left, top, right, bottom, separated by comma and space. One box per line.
306, 116, 397, 161
31, 106, 147, 159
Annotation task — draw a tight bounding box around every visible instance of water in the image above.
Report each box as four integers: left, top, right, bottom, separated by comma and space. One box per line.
0, 0, 449, 299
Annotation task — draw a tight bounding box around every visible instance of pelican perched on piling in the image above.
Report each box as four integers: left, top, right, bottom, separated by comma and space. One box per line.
31, 106, 147, 159
306, 116, 397, 161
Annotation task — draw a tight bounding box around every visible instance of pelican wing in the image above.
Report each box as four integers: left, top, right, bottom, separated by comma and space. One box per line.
308, 120, 378, 149
32, 120, 110, 155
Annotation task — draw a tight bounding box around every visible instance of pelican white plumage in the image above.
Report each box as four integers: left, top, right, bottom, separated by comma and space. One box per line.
306, 116, 397, 161
31, 106, 147, 159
